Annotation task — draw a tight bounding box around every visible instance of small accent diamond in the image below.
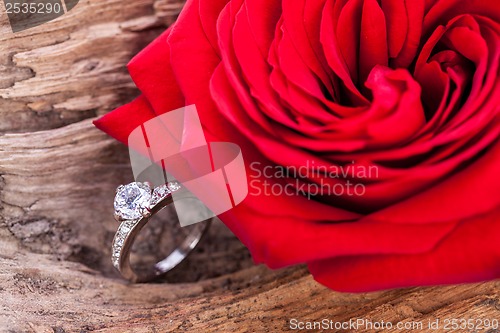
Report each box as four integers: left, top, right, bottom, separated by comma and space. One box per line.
120, 225, 131, 234
111, 218, 139, 269
112, 244, 122, 268
150, 182, 182, 207
123, 220, 136, 229
150, 184, 171, 207
167, 181, 181, 192
115, 237, 124, 247
112, 257, 120, 268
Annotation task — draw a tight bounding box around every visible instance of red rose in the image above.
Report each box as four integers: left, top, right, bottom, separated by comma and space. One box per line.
95, 0, 500, 291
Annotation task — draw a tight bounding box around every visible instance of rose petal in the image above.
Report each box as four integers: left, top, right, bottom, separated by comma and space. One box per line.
321, 0, 368, 105
282, 0, 337, 102
367, 140, 500, 224
381, 0, 408, 58
308, 207, 500, 292
424, 0, 500, 34
198, 0, 230, 55
93, 95, 157, 145
359, 0, 388, 86
221, 201, 458, 268
392, 0, 424, 68
336, 0, 363, 85
244, 0, 282, 55
231, 3, 292, 129
364, 66, 425, 147
127, 27, 184, 114
168, 0, 232, 139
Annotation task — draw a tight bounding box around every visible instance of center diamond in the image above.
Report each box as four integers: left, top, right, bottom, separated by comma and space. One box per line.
114, 182, 152, 220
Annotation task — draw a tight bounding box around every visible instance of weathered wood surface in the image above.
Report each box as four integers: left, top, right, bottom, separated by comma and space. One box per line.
0, 1, 499, 332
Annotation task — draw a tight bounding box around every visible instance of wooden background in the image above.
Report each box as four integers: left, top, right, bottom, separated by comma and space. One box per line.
0, 0, 499, 332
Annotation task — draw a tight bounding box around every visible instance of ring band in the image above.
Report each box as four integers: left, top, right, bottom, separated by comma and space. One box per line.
111, 181, 209, 282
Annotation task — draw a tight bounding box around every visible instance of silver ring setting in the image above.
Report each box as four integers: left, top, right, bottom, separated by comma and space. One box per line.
111, 181, 209, 282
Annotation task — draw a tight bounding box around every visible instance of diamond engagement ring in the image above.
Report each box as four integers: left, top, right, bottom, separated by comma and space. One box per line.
112, 181, 209, 282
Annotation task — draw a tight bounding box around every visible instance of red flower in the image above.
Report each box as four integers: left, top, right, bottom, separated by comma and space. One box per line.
95, 0, 500, 291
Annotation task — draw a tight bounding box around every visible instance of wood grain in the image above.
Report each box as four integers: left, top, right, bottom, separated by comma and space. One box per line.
0, 1, 499, 332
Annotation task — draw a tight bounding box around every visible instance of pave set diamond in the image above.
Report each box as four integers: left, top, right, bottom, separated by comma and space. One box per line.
112, 181, 181, 269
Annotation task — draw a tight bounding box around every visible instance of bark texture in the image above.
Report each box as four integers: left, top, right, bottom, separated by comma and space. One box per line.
0, 1, 499, 332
